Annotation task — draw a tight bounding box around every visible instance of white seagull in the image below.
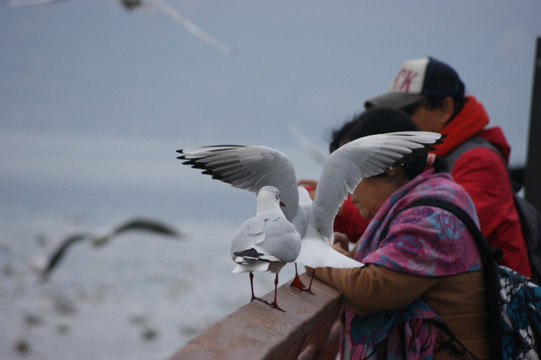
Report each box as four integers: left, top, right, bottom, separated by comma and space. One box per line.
177, 131, 444, 290
231, 186, 301, 311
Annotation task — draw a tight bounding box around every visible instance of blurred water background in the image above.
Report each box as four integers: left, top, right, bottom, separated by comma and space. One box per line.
0, 166, 303, 360
1, 1, 540, 359
0, 129, 315, 359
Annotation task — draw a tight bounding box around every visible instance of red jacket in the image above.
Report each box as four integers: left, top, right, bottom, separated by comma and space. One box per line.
435, 96, 532, 277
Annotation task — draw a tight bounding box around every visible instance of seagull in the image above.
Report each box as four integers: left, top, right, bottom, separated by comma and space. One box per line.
40, 217, 183, 281
116, 0, 144, 11
142, 0, 236, 56
4, 0, 236, 56
231, 186, 301, 311
177, 131, 445, 291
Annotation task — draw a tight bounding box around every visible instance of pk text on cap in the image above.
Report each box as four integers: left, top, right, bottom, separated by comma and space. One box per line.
364, 57, 465, 110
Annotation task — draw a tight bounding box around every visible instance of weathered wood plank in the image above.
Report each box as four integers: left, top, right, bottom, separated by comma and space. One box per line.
170, 273, 341, 360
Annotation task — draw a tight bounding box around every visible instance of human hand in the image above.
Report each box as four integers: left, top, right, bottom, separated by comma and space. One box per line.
332, 232, 350, 252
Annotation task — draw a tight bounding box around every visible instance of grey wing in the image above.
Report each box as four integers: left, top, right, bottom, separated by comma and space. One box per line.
177, 145, 300, 222
311, 131, 444, 239
40, 233, 88, 281
257, 217, 301, 263
144, 0, 235, 56
111, 218, 182, 238
230, 218, 264, 261
232, 215, 300, 264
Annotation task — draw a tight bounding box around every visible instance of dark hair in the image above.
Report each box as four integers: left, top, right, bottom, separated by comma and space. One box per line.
329, 107, 446, 179
329, 116, 358, 153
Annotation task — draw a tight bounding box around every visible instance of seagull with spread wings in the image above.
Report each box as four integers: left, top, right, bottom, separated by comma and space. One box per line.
40, 217, 183, 281
177, 131, 444, 292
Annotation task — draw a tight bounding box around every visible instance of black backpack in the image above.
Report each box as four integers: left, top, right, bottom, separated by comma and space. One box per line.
445, 137, 541, 284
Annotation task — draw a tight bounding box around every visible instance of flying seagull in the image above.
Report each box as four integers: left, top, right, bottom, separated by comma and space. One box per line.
4, 0, 235, 56
40, 217, 183, 281
177, 131, 444, 291
231, 186, 301, 311
143, 0, 235, 56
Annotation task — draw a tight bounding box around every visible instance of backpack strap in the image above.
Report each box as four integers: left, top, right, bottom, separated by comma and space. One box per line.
445, 137, 541, 284
445, 136, 503, 172
378, 198, 503, 360
445, 136, 522, 194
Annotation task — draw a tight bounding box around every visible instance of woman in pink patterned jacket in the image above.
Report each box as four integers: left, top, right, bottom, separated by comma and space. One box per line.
313, 108, 491, 359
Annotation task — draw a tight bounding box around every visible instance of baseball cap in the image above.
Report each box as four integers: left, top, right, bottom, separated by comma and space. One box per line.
364, 57, 465, 109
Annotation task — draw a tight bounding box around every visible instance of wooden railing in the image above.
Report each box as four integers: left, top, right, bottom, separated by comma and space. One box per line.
169, 273, 342, 360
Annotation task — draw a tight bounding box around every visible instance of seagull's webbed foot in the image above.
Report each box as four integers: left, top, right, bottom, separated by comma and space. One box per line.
289, 263, 315, 295
268, 299, 285, 312
250, 297, 285, 312
290, 273, 306, 291
289, 263, 306, 290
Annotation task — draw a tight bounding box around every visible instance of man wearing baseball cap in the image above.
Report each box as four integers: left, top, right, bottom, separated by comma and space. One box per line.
365, 56, 532, 277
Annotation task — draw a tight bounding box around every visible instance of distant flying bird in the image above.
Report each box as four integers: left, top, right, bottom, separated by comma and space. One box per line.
116, 0, 143, 11
231, 186, 301, 311
177, 131, 444, 291
5, 0, 235, 56
40, 217, 183, 281
143, 0, 235, 56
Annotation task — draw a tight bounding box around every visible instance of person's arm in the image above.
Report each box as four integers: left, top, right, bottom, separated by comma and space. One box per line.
314, 264, 439, 315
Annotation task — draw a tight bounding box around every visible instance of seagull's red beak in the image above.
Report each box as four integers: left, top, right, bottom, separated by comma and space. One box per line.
280, 201, 286, 207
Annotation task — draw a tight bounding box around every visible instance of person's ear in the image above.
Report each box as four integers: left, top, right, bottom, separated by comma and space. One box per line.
386, 167, 400, 178
386, 166, 410, 187
441, 97, 455, 124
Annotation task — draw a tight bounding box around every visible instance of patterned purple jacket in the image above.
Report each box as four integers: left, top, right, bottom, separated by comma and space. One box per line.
344, 169, 483, 359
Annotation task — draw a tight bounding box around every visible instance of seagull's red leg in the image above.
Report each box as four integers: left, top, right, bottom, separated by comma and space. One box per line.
249, 272, 257, 302
249, 272, 285, 312
249, 272, 266, 304
305, 268, 316, 294
270, 273, 285, 312
289, 263, 307, 291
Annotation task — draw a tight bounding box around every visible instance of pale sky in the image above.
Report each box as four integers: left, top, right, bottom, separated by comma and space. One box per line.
1, 0, 540, 222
